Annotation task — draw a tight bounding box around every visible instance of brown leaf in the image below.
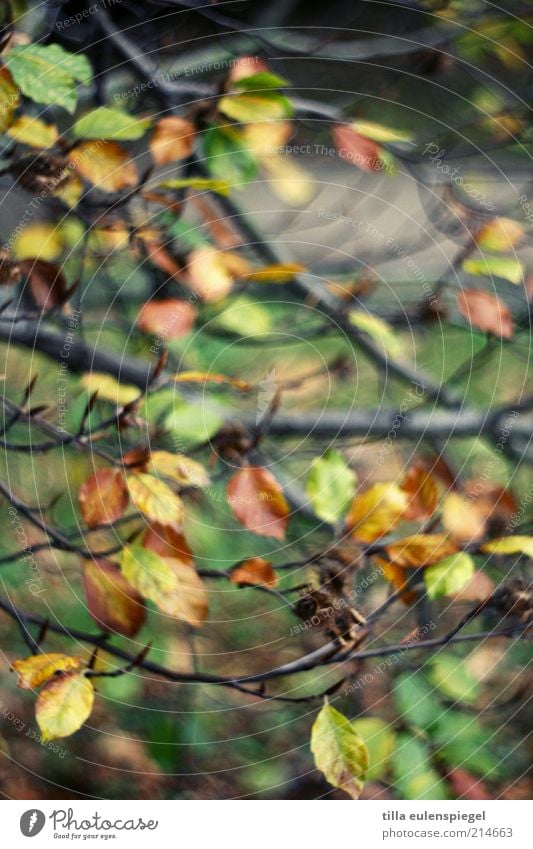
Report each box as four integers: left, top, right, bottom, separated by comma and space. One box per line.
375, 557, 418, 605
446, 768, 493, 800
143, 522, 194, 564
69, 141, 138, 192
78, 468, 129, 528
333, 124, 383, 172
142, 239, 181, 279
229, 557, 279, 588
137, 298, 196, 339
385, 533, 458, 568
150, 116, 196, 165
19, 259, 74, 310
457, 289, 513, 339
227, 466, 289, 539
82, 558, 146, 637
401, 462, 439, 521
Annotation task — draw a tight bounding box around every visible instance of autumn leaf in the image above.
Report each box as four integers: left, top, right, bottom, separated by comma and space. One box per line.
310, 702, 369, 799
227, 466, 289, 539
375, 556, 418, 605
120, 544, 208, 626
69, 141, 138, 192
82, 559, 146, 637
424, 553, 475, 599
81, 372, 141, 406
463, 255, 524, 286
142, 522, 194, 563
137, 299, 196, 339
19, 259, 74, 310
36, 671, 95, 742
229, 557, 279, 588
6, 115, 58, 148
481, 536, 533, 558
148, 451, 210, 488
333, 124, 391, 173
150, 116, 196, 164
244, 263, 307, 283
349, 311, 402, 357
173, 370, 249, 391
184, 246, 251, 302
78, 468, 129, 528
0, 66, 20, 132
346, 483, 408, 543
441, 492, 487, 544
401, 462, 439, 521
12, 653, 82, 690
127, 473, 184, 527
476, 218, 523, 253
306, 450, 357, 525
457, 289, 513, 339
385, 534, 458, 568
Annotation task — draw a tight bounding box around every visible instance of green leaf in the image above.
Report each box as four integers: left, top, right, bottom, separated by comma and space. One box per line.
429, 655, 480, 705
158, 177, 230, 196
350, 717, 396, 780
393, 672, 441, 731
203, 126, 257, 185
310, 702, 369, 799
6, 43, 91, 113
214, 296, 272, 336
463, 255, 524, 285
233, 71, 290, 91
72, 107, 151, 140
306, 450, 357, 525
432, 712, 505, 779
164, 400, 224, 448
218, 91, 293, 123
424, 552, 475, 600
165, 216, 211, 251
391, 733, 448, 800
349, 310, 402, 357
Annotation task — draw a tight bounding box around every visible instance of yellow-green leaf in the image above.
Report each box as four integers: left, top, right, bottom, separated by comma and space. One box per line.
310, 702, 369, 799
219, 91, 293, 123
350, 120, 411, 144
476, 218, 523, 253
12, 653, 82, 690
481, 536, 533, 558
72, 107, 151, 140
127, 473, 184, 527
424, 552, 475, 599
148, 451, 210, 488
463, 255, 524, 285
6, 115, 58, 148
349, 310, 402, 357
351, 717, 396, 781
306, 450, 357, 525
80, 372, 141, 406
157, 177, 230, 196
35, 671, 94, 742
6, 43, 91, 114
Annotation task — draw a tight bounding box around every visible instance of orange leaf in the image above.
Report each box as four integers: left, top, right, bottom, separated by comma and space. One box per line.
244, 262, 307, 283
184, 247, 251, 303
149, 116, 196, 165
12, 653, 82, 690
137, 299, 196, 339
346, 483, 408, 543
457, 289, 513, 339
401, 462, 439, 521
69, 141, 138, 192
143, 522, 194, 564
333, 124, 383, 172
78, 468, 129, 528
227, 466, 289, 540
173, 370, 249, 391
82, 559, 146, 637
229, 557, 279, 588
127, 473, 184, 527
385, 533, 458, 568
19, 259, 74, 311
375, 557, 417, 605
476, 218, 523, 252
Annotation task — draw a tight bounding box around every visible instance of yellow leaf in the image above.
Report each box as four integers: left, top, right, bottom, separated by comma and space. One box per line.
442, 492, 487, 544
242, 120, 292, 156
12, 653, 82, 690
184, 246, 251, 303
244, 262, 307, 283
36, 672, 95, 742
6, 115, 58, 148
69, 141, 138, 193
0, 66, 20, 133
476, 218, 523, 253
149, 116, 196, 165
349, 311, 402, 357
80, 372, 141, 406
13, 222, 64, 261
350, 120, 411, 143
481, 536, 533, 558
52, 174, 84, 207
385, 534, 458, 568
127, 473, 184, 527
346, 483, 408, 543
173, 370, 249, 391
310, 702, 369, 799
148, 451, 210, 488
261, 154, 315, 206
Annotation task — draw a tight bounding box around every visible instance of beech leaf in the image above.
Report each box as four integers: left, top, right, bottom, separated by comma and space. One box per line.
36, 672, 95, 742
310, 702, 369, 799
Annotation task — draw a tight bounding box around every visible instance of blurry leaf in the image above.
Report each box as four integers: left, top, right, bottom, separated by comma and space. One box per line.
350, 717, 396, 781
73, 107, 151, 141
227, 466, 289, 540
385, 533, 458, 568
349, 120, 411, 144
349, 311, 402, 357
306, 450, 357, 524
442, 492, 487, 544
12, 653, 81, 690
0, 66, 20, 132
142, 522, 194, 564
433, 712, 505, 778
120, 544, 208, 626
52, 173, 84, 207
173, 369, 249, 391
184, 246, 251, 303
260, 153, 315, 206
36, 672, 95, 742
78, 468, 129, 528
333, 124, 385, 172
394, 673, 441, 731
233, 71, 289, 91
377, 557, 418, 605
346, 483, 408, 543
446, 767, 492, 800
457, 289, 513, 339
164, 400, 224, 448
19, 258, 73, 310
424, 553, 475, 600
69, 141, 138, 192
148, 451, 210, 488
391, 733, 448, 800
401, 462, 439, 521
137, 298, 196, 339
463, 255, 524, 285
214, 296, 272, 335
228, 57, 270, 83
6, 43, 91, 113
311, 703, 369, 799
203, 125, 257, 185
82, 559, 146, 637
142, 238, 181, 279
6, 115, 58, 148
429, 655, 480, 705
242, 119, 292, 156
158, 177, 230, 196
81, 373, 141, 406
245, 262, 307, 283
13, 222, 63, 261
229, 557, 278, 588
219, 91, 292, 123
481, 536, 533, 557
127, 473, 184, 527
150, 116, 195, 164
476, 218, 523, 252
451, 569, 495, 602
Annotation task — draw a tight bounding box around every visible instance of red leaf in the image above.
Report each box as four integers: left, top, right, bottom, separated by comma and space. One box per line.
78, 468, 129, 528
82, 559, 146, 637
333, 125, 383, 172
457, 289, 513, 339
142, 522, 194, 565
137, 299, 196, 339
19, 259, 74, 310
227, 466, 289, 539
447, 768, 493, 800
